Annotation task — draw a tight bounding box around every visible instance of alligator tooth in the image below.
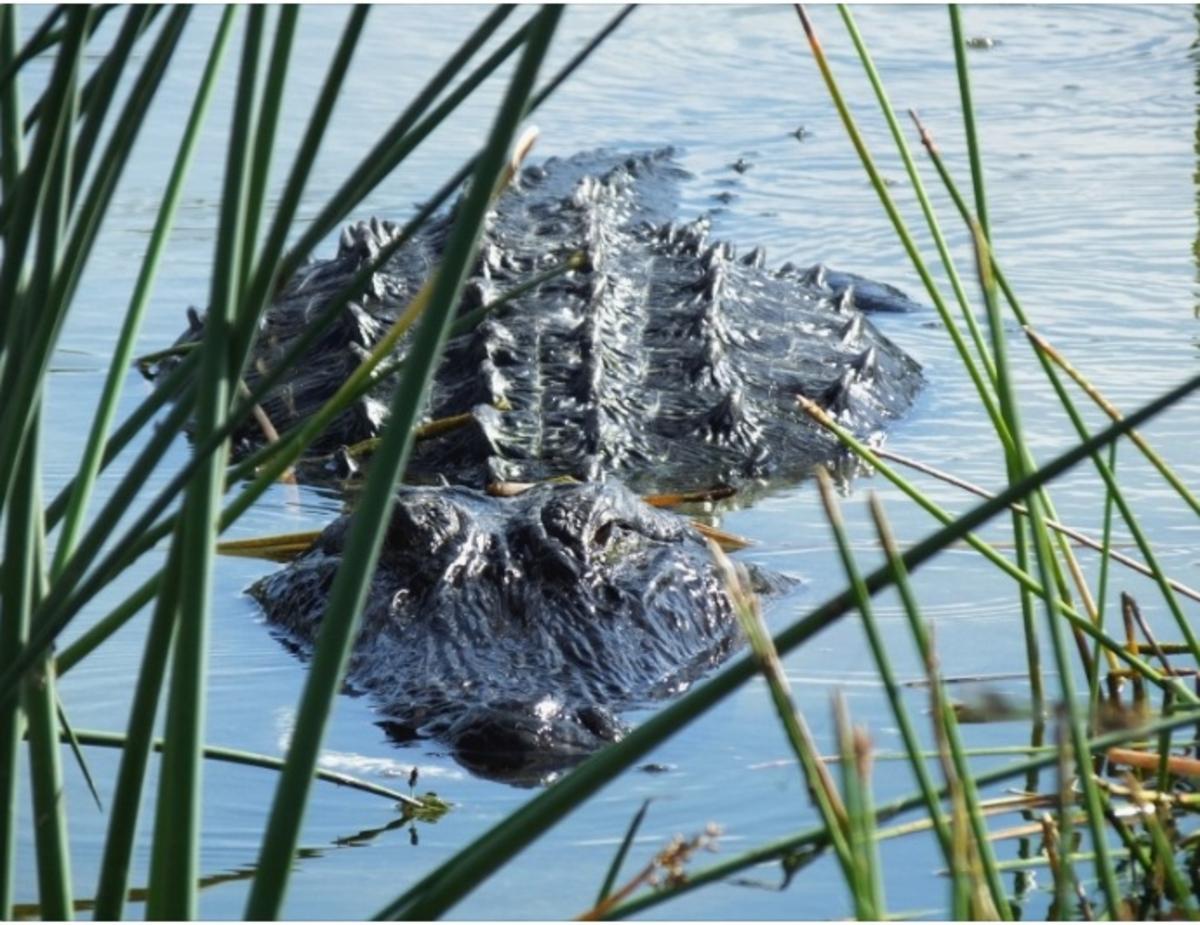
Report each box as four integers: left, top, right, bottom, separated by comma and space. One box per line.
741, 246, 766, 268
801, 262, 829, 291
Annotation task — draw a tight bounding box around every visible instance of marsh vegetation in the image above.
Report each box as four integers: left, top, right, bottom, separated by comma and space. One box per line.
2, 3, 1200, 919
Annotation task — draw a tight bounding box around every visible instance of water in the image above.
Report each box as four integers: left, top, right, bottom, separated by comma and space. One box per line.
14, 4, 1200, 918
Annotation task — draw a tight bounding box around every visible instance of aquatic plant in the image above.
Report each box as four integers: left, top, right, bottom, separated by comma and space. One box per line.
3, 2, 1199, 921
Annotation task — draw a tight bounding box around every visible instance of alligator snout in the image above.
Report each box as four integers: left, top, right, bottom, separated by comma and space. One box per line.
251, 481, 773, 784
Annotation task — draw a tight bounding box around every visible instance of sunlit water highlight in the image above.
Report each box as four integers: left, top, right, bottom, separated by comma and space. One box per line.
13, 4, 1200, 919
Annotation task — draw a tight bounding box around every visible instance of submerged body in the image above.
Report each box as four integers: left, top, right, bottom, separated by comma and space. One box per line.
158, 148, 923, 491
250, 481, 782, 784
186, 149, 925, 781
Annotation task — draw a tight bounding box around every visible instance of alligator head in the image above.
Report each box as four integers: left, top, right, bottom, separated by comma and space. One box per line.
249, 479, 782, 785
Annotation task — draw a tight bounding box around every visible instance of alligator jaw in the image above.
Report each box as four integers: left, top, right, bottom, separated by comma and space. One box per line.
249, 480, 782, 785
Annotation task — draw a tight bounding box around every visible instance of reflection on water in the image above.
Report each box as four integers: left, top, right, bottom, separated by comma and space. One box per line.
1195, 5, 1200, 323
14, 4, 1200, 919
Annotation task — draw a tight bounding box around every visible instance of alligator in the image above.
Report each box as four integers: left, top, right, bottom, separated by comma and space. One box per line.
250, 479, 785, 785
153, 147, 923, 492
174, 148, 927, 782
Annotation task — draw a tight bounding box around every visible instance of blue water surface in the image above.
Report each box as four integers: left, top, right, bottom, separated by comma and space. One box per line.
13, 4, 1200, 919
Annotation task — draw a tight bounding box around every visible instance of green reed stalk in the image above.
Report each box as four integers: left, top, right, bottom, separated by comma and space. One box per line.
802, 405, 1193, 703
0, 7, 24, 914
837, 5, 995, 385
816, 476, 953, 868
66, 6, 152, 206
72, 725, 417, 806
913, 116, 1200, 666
278, 4, 520, 278
868, 494, 1010, 918
724, 541, 855, 878
833, 693, 885, 919
51, 6, 232, 581
1088, 443, 1119, 723
237, 7, 296, 296
93, 529, 183, 920
0, 9, 88, 516
1139, 796, 1197, 915
42, 351, 198, 530
145, 9, 264, 917
16, 5, 126, 137
603, 705, 1200, 920
378, 373, 1200, 920
13, 11, 86, 914
230, 5, 369, 365
13, 424, 76, 920
1029, 333, 1200, 520
963, 91, 1123, 910
835, 4, 1066, 712
792, 5, 1012, 455
7, 8, 191, 465
595, 799, 651, 906
0, 6, 63, 93
245, 10, 563, 917
949, 6, 987, 237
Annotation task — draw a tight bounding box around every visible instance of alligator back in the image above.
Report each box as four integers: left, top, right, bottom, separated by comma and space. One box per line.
154, 149, 923, 491
414, 150, 922, 490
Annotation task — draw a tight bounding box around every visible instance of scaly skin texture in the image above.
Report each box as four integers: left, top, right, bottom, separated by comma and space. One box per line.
250, 480, 784, 785
155, 148, 923, 489
163, 149, 926, 782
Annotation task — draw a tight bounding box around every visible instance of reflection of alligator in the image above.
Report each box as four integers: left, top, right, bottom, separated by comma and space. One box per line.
159, 148, 923, 491
250, 480, 785, 785
182, 148, 926, 782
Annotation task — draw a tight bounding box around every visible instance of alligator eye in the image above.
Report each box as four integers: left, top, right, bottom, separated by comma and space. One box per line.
593, 521, 614, 548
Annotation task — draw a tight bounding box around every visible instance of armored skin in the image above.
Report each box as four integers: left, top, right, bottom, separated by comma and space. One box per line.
250, 480, 784, 784
159, 148, 923, 490
171, 149, 927, 781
